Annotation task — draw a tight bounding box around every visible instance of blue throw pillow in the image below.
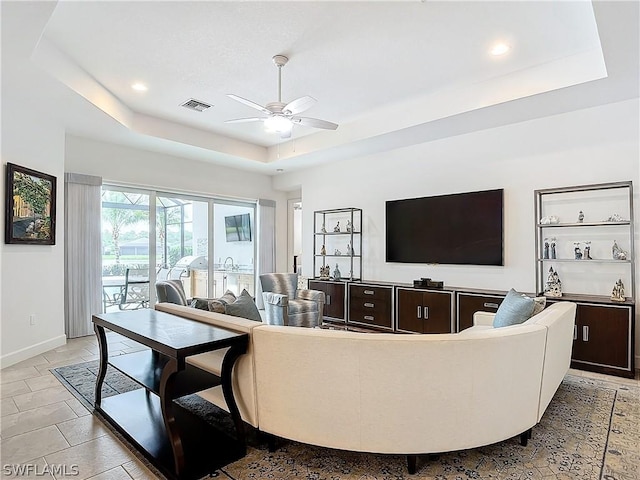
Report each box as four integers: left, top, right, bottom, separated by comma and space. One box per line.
493, 289, 535, 328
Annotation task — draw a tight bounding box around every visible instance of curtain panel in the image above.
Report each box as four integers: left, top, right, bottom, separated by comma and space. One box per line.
256, 198, 276, 309
64, 173, 102, 338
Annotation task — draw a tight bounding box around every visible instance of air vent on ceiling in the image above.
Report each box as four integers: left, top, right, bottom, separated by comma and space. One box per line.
181, 99, 212, 112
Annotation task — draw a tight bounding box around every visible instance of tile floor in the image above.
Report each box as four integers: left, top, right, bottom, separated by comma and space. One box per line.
1, 333, 639, 479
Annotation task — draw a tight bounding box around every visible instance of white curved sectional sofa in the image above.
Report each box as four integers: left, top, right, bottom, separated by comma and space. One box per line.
155, 300, 576, 473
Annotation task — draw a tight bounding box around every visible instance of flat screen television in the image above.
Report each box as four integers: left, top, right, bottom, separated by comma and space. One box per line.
225, 213, 252, 242
385, 189, 503, 266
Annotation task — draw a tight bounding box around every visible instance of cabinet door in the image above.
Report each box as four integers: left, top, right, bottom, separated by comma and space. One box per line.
324, 282, 346, 320
397, 289, 424, 333
456, 293, 504, 331
572, 304, 631, 370
422, 291, 453, 334
309, 281, 345, 321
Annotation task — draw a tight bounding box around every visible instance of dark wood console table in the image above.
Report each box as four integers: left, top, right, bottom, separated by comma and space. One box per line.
92, 309, 249, 480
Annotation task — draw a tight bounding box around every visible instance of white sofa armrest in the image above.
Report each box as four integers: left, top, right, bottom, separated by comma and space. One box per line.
473, 311, 496, 326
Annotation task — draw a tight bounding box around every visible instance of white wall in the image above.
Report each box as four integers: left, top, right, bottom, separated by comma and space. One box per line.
1, 117, 67, 367
274, 99, 640, 361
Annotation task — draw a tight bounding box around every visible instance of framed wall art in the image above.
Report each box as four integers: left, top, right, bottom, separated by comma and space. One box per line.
4, 162, 57, 245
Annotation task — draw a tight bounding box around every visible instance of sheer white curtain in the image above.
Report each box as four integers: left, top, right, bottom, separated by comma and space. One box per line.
64, 173, 102, 338
255, 199, 276, 309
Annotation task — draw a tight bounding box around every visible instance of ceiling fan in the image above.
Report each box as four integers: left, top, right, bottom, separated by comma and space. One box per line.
225, 55, 338, 138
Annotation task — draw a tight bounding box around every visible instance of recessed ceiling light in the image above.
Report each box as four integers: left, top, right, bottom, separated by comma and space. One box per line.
490, 43, 510, 56
131, 83, 148, 92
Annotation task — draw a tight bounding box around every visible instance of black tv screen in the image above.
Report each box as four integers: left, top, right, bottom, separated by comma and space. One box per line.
225, 213, 251, 242
386, 189, 503, 266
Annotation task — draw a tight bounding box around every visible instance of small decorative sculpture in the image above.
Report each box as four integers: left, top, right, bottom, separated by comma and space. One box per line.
611, 279, 625, 302
543, 267, 562, 297
550, 238, 557, 259
320, 245, 326, 256
612, 240, 628, 260
583, 241, 593, 260
333, 264, 341, 280
319, 265, 330, 280
543, 238, 550, 259
321, 223, 327, 233
346, 243, 353, 256
578, 210, 584, 223
334, 222, 341, 232
606, 213, 625, 223
346, 220, 353, 233
334, 249, 342, 256
540, 215, 560, 225
574, 242, 583, 260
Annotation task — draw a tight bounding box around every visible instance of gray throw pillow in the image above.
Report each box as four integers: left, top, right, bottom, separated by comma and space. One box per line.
532, 296, 547, 316
493, 289, 535, 328
225, 289, 262, 322
190, 298, 210, 310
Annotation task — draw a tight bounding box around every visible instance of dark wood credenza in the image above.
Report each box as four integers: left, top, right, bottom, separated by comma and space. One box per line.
309, 278, 635, 378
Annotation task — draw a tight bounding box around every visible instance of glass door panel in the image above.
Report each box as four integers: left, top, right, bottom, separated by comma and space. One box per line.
213, 203, 255, 298
157, 195, 209, 299
101, 188, 150, 312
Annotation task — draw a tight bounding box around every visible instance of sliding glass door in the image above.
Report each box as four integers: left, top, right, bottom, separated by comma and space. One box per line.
101, 185, 256, 311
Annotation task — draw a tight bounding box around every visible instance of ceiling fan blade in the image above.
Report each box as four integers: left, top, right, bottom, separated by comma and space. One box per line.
283, 95, 317, 115
225, 117, 264, 124
226, 94, 270, 114
293, 117, 339, 130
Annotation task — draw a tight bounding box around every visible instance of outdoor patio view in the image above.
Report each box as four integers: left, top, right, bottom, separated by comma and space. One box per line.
101, 187, 255, 312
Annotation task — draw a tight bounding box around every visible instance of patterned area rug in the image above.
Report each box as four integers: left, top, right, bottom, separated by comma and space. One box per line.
52, 362, 639, 480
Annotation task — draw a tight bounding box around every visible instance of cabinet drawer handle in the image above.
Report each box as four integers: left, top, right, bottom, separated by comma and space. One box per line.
364, 315, 374, 321
582, 326, 589, 342
326, 294, 331, 305
417, 306, 421, 319
363, 290, 375, 295
573, 325, 577, 341
423, 306, 429, 319
483, 302, 499, 309
364, 302, 375, 308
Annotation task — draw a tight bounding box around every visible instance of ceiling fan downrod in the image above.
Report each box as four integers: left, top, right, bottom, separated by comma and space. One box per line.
272, 55, 288, 104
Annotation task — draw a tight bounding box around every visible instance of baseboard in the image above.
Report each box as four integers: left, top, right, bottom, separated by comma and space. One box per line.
0, 335, 67, 369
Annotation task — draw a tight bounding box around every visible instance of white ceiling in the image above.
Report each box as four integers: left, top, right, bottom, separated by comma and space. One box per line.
3, 1, 639, 174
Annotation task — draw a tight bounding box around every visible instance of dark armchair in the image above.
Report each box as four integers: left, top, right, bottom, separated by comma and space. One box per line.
155, 279, 189, 305
259, 273, 325, 327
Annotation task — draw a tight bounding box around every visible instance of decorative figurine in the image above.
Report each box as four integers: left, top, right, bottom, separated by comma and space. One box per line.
319, 265, 330, 280
550, 238, 557, 259
334, 222, 341, 232
543, 238, 550, 259
583, 241, 592, 260
346, 220, 353, 233
321, 223, 327, 233
611, 279, 625, 302
333, 264, 341, 280
320, 245, 326, 256
334, 249, 342, 256
346, 243, 353, 256
578, 211, 584, 223
540, 215, 560, 225
574, 242, 583, 260
612, 240, 628, 260
543, 267, 562, 297
606, 213, 625, 223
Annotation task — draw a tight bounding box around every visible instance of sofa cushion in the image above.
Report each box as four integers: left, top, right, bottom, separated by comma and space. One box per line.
493, 289, 535, 328
225, 289, 262, 322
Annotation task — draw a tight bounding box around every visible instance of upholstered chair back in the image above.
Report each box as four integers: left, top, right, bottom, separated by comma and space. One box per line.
155, 279, 188, 306
259, 273, 298, 298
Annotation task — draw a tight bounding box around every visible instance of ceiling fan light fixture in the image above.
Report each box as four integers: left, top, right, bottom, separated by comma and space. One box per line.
264, 115, 292, 133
